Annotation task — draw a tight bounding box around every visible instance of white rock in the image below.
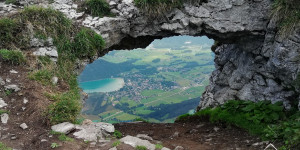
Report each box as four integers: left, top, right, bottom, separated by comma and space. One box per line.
51, 77, 58, 85
30, 38, 44, 47
0, 98, 7, 108
161, 147, 171, 150
9, 70, 18, 74
0, 77, 5, 85
41, 139, 48, 142
20, 123, 28, 129
213, 127, 220, 132
73, 122, 115, 142
46, 38, 54, 46
109, 147, 117, 150
1, 113, 9, 124
23, 98, 28, 104
5, 78, 11, 83
174, 146, 184, 150
45, 47, 58, 58
120, 136, 155, 150
4, 84, 20, 92
33, 47, 47, 56
51, 122, 75, 134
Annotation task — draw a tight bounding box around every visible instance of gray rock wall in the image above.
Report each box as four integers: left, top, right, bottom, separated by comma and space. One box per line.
6, 0, 300, 109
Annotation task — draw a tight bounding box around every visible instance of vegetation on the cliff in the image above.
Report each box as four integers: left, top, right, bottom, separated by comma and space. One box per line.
134, 0, 206, 16
82, 0, 112, 17
0, 49, 26, 65
273, 0, 300, 37
5, 0, 17, 5
176, 100, 300, 149
73, 28, 105, 58
0, 6, 105, 125
0, 18, 21, 49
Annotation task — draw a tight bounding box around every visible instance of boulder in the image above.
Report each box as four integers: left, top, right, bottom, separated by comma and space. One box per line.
73, 122, 115, 142
51, 122, 75, 134
120, 135, 155, 150
1, 113, 9, 124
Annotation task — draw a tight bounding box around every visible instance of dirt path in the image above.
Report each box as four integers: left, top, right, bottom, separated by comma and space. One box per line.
115, 122, 269, 150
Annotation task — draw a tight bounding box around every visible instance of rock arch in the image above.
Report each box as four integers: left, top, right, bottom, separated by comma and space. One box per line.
52, 0, 300, 109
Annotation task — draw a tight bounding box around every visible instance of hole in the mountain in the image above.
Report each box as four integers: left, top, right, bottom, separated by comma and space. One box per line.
78, 36, 215, 123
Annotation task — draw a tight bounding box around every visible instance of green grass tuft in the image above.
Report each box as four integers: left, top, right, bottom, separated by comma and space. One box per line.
72, 28, 105, 59
50, 143, 59, 148
0, 142, 12, 150
136, 145, 147, 150
155, 144, 163, 149
84, 0, 112, 17
112, 140, 121, 147
47, 89, 81, 125
19, 6, 73, 40
5, 0, 17, 4
0, 18, 21, 49
113, 130, 123, 139
58, 134, 74, 141
272, 0, 300, 37
0, 49, 26, 65
0, 109, 8, 115
29, 69, 54, 85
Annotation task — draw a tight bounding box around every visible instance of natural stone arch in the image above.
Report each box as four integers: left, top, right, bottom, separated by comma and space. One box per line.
53, 0, 300, 110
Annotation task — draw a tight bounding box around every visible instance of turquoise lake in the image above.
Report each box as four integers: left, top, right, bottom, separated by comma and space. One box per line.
79, 78, 125, 93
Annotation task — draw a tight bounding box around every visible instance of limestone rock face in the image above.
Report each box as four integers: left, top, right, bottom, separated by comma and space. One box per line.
48, 0, 300, 109
6, 0, 300, 109
198, 23, 300, 110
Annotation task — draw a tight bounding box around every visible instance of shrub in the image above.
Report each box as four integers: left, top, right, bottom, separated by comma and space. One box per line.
0, 49, 26, 65
84, 0, 111, 17
0, 18, 20, 49
72, 28, 105, 59
113, 130, 123, 139
136, 145, 147, 150
272, 0, 300, 37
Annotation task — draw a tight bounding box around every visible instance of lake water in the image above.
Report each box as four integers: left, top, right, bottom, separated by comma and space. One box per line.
79, 78, 125, 93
